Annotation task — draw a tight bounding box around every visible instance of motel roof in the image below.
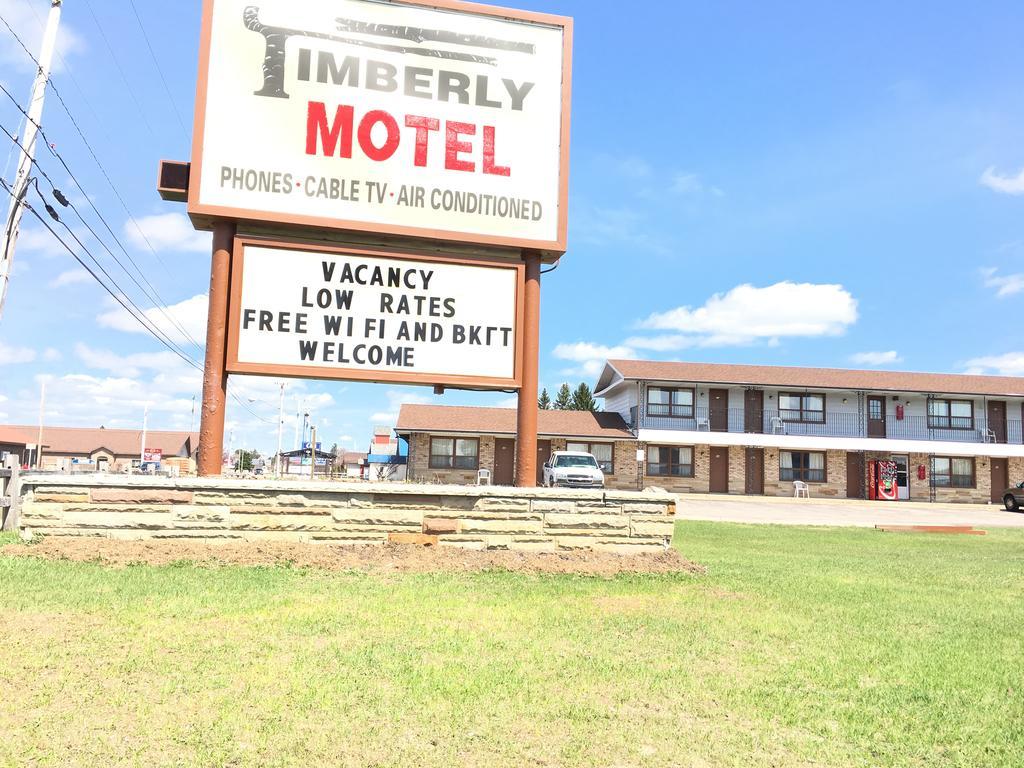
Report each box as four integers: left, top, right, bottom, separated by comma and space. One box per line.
595, 359, 1024, 398
395, 405, 634, 440
0, 425, 199, 457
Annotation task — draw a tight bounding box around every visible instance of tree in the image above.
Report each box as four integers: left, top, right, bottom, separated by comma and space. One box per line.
553, 383, 572, 410
537, 388, 552, 410
235, 449, 260, 472
570, 382, 599, 412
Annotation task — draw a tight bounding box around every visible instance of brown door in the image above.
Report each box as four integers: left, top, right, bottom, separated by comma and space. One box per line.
744, 448, 764, 494
991, 458, 1008, 504
846, 452, 865, 499
744, 390, 764, 433
867, 396, 886, 438
710, 447, 729, 493
709, 389, 729, 432
987, 401, 1007, 444
536, 440, 551, 486
493, 438, 515, 486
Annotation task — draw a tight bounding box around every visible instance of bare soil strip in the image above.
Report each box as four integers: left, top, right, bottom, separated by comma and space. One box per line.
1, 538, 704, 576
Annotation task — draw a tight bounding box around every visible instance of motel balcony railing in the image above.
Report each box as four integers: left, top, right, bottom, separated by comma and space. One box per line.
629, 406, 1024, 445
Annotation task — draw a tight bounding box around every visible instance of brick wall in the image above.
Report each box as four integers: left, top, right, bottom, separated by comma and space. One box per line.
16, 476, 677, 553
762, 447, 847, 498
641, 443, 711, 494
407, 434, 496, 485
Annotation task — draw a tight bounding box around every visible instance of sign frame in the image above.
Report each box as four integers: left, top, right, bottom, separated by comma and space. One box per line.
186, 0, 573, 258
225, 235, 527, 389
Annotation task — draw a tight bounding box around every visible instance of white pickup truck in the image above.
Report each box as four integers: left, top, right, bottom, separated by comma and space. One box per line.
542, 451, 606, 489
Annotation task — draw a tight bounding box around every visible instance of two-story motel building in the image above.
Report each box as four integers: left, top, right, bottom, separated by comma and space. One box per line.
595, 359, 1024, 504
397, 358, 1024, 504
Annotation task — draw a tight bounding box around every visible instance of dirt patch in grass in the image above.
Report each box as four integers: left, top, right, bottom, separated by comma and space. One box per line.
2, 538, 704, 576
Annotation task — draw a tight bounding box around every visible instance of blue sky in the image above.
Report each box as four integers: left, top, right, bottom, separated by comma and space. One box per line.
2, 0, 1024, 455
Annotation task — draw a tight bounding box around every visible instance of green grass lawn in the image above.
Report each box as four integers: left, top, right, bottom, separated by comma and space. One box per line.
1, 523, 1022, 767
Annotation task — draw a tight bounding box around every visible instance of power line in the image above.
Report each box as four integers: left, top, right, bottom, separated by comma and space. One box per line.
81, 2, 158, 141
126, 0, 190, 142
0, 9, 181, 282
0, 175, 203, 372
18, 0, 105, 131
0, 93, 204, 351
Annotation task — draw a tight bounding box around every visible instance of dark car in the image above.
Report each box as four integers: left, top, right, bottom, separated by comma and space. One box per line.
1002, 481, 1024, 512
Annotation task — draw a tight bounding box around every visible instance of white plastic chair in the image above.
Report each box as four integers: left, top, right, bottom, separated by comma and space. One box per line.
770, 417, 786, 435
696, 417, 711, 431
476, 468, 491, 485
793, 481, 810, 498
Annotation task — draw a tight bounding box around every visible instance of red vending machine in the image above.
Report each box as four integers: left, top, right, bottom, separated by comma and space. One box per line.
868, 460, 899, 501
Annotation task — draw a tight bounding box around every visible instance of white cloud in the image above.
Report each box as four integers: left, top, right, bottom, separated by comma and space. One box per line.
0, 340, 36, 364
623, 335, 696, 352
42, 348, 61, 362
980, 166, 1024, 195
849, 350, 903, 366
96, 293, 208, 347
637, 281, 858, 345
571, 202, 669, 254
74, 343, 183, 378
668, 172, 724, 198
962, 352, 1024, 377
369, 389, 435, 424
125, 213, 210, 254
981, 267, 1024, 298
553, 342, 635, 378
0, 0, 86, 75
49, 267, 91, 288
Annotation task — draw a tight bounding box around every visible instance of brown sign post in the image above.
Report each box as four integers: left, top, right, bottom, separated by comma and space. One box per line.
163, 0, 572, 486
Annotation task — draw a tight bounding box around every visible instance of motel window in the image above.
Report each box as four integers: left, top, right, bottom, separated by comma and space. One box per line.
927, 399, 973, 430
645, 446, 694, 477
779, 451, 826, 483
778, 393, 825, 423
931, 457, 975, 488
646, 387, 695, 418
428, 437, 479, 470
566, 441, 614, 474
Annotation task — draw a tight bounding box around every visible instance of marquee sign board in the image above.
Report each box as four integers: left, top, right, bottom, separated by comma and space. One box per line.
188, 0, 572, 255
226, 238, 524, 388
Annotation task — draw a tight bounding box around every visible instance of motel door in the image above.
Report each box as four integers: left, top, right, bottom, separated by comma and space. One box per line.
744, 390, 764, 433
893, 455, 910, 500
710, 448, 729, 493
744, 448, 764, 494
846, 452, 866, 499
991, 458, 1009, 504
867, 397, 886, 438
493, 439, 515, 486
536, 440, 552, 486
709, 389, 729, 432
987, 401, 1007, 444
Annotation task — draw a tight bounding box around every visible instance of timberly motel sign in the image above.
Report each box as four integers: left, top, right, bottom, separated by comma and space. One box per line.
158, 0, 572, 484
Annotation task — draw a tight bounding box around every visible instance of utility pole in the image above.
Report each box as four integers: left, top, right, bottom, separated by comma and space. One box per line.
35, 379, 45, 470
0, 0, 62, 321
140, 404, 149, 472
309, 425, 317, 480
275, 382, 284, 478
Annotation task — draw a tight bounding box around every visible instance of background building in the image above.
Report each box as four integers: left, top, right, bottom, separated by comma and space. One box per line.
0, 425, 198, 473
596, 359, 1024, 504
395, 405, 637, 489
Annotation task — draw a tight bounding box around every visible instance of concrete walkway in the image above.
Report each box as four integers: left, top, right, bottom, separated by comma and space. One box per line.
674, 494, 1024, 528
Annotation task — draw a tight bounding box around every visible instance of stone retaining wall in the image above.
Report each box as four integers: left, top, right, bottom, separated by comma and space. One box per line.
16, 475, 677, 553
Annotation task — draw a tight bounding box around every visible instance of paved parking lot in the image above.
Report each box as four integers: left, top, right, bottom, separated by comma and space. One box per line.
674, 495, 1024, 528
